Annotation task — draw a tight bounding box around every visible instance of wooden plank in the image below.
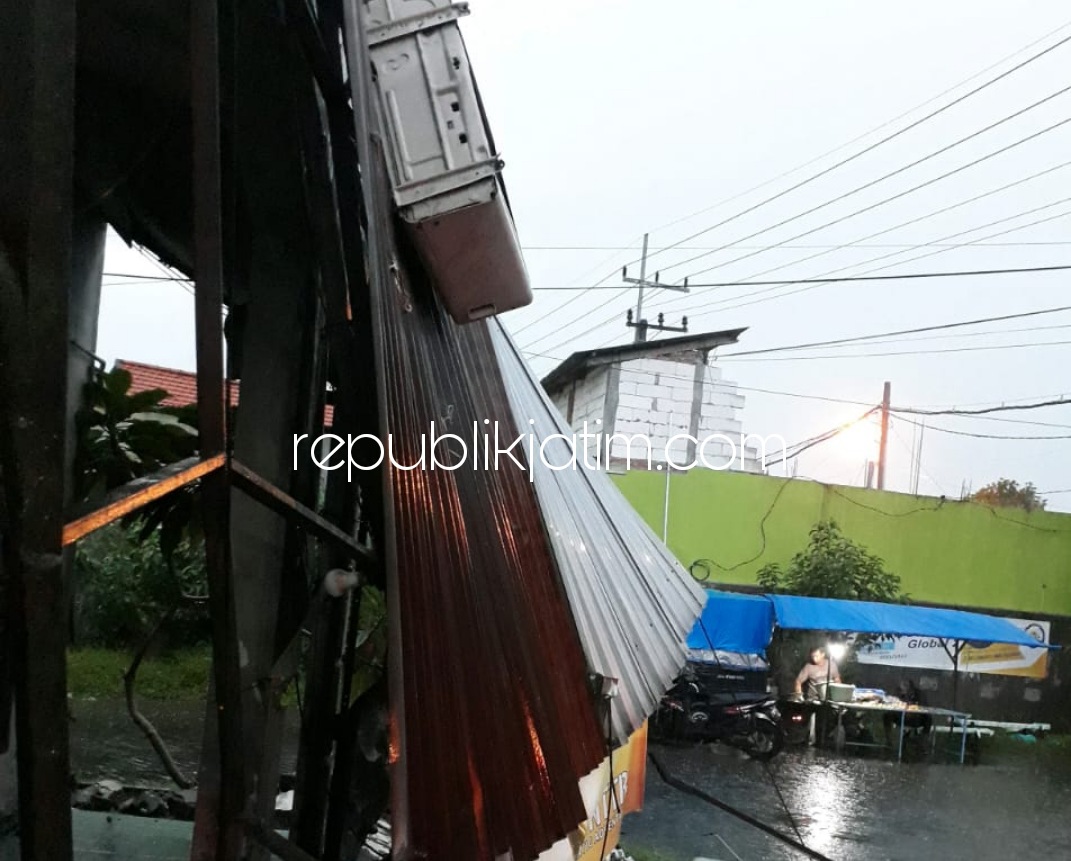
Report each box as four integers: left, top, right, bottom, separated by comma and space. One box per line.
62, 455, 225, 546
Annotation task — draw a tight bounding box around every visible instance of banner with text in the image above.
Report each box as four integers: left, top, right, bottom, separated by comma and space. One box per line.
570, 722, 648, 861
854, 617, 1050, 679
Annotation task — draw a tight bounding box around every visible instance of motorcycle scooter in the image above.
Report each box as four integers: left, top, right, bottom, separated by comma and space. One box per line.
652, 669, 785, 761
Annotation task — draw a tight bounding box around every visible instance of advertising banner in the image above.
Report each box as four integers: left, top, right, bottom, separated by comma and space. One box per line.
569, 722, 648, 861
854, 617, 1050, 679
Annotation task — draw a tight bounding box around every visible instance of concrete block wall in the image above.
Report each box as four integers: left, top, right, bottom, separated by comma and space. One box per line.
547, 355, 764, 471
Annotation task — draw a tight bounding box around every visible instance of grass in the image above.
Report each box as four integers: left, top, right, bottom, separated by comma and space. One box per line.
68, 646, 212, 701
981, 730, 1071, 765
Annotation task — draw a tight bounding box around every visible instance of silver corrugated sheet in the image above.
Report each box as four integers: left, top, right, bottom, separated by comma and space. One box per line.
490, 321, 706, 745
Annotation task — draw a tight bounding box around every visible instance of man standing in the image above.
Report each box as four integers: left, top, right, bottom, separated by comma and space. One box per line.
794, 646, 841, 744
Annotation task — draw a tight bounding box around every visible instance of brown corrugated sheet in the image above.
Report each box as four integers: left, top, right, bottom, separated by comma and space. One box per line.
368, 179, 605, 860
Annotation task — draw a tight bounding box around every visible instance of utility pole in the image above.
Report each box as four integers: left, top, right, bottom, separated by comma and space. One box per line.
876, 381, 891, 490
623, 233, 690, 342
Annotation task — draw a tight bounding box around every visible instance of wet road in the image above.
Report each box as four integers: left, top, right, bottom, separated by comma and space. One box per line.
621, 742, 1071, 861
68, 700, 1071, 860
69, 697, 299, 787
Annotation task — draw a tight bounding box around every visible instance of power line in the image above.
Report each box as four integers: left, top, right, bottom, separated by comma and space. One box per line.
894, 398, 1071, 417
892, 414, 1071, 440
680, 200, 1071, 323
522, 240, 1071, 252
670, 108, 1071, 284
647, 156, 1071, 311
526, 24, 1071, 349
721, 338, 1071, 363
627, 17, 1071, 259
569, 188, 1071, 354
520, 346, 879, 407
102, 272, 192, 281
618, 29, 1071, 274
532, 263, 1071, 291
719, 302, 1071, 358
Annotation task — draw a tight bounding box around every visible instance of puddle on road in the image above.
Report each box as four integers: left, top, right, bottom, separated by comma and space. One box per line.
623, 742, 1071, 861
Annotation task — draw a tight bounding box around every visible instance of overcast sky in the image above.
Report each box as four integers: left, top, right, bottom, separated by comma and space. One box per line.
98, 0, 1071, 509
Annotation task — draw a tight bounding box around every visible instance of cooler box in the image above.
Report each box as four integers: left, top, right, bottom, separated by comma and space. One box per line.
363, 0, 532, 323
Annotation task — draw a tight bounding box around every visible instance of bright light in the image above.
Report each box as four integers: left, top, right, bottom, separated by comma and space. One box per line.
827, 642, 847, 662
836, 414, 879, 464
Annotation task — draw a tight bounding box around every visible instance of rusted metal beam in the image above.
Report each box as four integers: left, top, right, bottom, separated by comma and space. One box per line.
62, 454, 225, 546
189, 0, 246, 858
230, 460, 375, 569
0, 0, 77, 856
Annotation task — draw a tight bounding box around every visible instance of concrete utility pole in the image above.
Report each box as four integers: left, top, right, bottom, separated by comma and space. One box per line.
877, 381, 891, 490
623, 233, 690, 342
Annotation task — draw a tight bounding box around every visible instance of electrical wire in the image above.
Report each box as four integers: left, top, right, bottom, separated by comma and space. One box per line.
720, 338, 1071, 363
648, 751, 835, 861
521, 346, 1071, 431
661, 89, 1071, 281
892, 413, 1071, 440
672, 114, 1071, 296
619, 29, 1071, 274
689, 477, 797, 577
532, 262, 1071, 291
895, 398, 1071, 417
561, 196, 1071, 355
718, 302, 1071, 358
521, 346, 881, 407
522, 26, 1071, 347
522, 240, 1071, 252
684, 202, 1071, 322
648, 157, 1071, 307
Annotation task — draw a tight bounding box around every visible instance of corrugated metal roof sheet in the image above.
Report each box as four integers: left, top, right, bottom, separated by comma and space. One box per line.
491, 321, 706, 746
368, 169, 606, 859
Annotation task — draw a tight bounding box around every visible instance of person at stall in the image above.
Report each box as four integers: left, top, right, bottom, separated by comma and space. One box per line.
794, 646, 841, 745
794, 646, 841, 700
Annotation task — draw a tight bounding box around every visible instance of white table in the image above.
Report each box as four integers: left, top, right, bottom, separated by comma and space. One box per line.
828, 700, 972, 764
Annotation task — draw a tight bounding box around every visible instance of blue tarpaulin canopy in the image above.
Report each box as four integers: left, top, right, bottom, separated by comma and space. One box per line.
688, 591, 1053, 654
687, 591, 775, 654
766, 593, 1050, 649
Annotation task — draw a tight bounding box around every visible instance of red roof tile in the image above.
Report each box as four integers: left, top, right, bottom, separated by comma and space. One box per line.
115, 359, 335, 426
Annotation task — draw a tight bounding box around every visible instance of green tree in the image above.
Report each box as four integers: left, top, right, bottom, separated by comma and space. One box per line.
757, 520, 904, 602
75, 522, 208, 648
972, 478, 1046, 512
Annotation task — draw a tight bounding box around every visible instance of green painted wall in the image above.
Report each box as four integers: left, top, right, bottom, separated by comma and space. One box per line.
612, 469, 1071, 616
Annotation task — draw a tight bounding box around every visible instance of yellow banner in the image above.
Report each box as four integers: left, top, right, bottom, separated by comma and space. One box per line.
571, 722, 648, 861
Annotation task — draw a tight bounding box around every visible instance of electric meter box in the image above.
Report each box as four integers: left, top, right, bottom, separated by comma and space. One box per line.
363, 0, 532, 323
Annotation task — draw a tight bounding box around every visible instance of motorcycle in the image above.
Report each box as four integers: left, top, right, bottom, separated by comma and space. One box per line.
653, 673, 785, 761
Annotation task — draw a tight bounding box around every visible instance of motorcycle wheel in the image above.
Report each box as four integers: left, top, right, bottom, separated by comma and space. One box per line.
743, 719, 785, 761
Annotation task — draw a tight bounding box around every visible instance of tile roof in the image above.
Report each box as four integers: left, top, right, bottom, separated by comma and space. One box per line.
115, 359, 335, 426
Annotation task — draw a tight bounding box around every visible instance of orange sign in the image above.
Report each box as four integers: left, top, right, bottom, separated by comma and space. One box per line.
570, 722, 648, 861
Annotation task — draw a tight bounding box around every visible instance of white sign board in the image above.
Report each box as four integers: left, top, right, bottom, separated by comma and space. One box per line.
853, 617, 1050, 679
